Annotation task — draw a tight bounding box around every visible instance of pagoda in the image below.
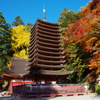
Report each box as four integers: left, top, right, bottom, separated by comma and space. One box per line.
28, 19, 73, 83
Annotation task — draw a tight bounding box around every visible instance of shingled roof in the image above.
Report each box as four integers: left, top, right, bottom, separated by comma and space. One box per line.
1, 58, 30, 78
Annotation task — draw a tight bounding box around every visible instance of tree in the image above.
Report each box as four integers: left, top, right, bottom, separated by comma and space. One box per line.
62, 0, 100, 83
26, 22, 34, 31
12, 16, 24, 26
57, 8, 82, 32
11, 25, 30, 58
0, 12, 11, 71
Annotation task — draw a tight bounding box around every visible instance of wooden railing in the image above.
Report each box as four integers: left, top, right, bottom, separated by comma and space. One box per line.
13, 84, 86, 98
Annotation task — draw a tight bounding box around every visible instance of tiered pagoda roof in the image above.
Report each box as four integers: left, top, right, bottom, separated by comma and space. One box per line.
28, 19, 73, 76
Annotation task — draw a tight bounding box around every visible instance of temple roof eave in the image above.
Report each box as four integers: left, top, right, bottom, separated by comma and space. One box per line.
38, 26, 60, 33
28, 53, 65, 62
35, 58, 65, 64
29, 40, 62, 50
38, 36, 61, 44
35, 53, 65, 59
28, 58, 65, 66
37, 32, 61, 40
37, 29, 61, 36
28, 49, 64, 58
37, 19, 59, 27
34, 63, 66, 68
33, 70, 73, 75
37, 23, 60, 30
37, 44, 64, 51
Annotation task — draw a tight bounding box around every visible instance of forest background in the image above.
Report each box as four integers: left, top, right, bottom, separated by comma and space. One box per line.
0, 0, 100, 85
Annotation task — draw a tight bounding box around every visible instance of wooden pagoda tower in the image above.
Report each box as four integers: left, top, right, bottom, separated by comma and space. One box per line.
28, 19, 73, 83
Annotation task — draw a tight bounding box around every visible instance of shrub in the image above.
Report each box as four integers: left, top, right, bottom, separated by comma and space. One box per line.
95, 84, 100, 94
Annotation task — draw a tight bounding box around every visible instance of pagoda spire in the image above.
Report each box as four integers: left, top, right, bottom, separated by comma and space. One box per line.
43, 5, 46, 21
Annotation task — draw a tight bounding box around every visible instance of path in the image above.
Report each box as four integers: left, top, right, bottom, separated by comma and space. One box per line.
0, 94, 100, 100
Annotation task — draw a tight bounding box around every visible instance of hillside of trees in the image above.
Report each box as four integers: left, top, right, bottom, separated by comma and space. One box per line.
0, 0, 100, 84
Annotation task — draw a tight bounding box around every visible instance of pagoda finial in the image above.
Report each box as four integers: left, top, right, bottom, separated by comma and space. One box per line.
43, 5, 46, 21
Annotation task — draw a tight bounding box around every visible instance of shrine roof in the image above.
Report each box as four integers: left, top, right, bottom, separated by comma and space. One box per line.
1, 58, 29, 77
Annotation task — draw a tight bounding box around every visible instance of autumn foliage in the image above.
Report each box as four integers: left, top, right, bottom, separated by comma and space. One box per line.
11, 25, 30, 58
62, 0, 100, 82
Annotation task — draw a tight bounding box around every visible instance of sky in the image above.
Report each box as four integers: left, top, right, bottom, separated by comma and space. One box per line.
0, 0, 92, 25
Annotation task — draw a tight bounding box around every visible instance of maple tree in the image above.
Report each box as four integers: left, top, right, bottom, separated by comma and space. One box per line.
82, 0, 100, 75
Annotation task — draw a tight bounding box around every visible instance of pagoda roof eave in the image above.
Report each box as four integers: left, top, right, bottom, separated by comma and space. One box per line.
38, 26, 60, 33
37, 32, 61, 40
37, 40, 61, 48
28, 44, 63, 55
38, 36, 61, 44
37, 22, 60, 29
37, 49, 64, 55
28, 49, 64, 58
37, 19, 59, 26
29, 36, 61, 48
34, 63, 66, 68
29, 40, 62, 50
33, 69, 73, 75
28, 58, 65, 66
37, 44, 63, 51
35, 58, 65, 64
35, 53, 65, 59
37, 29, 61, 36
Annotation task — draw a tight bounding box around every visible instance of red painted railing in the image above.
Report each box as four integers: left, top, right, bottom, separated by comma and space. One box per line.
13, 84, 86, 98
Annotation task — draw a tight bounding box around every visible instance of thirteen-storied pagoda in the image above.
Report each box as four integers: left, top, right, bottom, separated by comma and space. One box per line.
28, 19, 73, 83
